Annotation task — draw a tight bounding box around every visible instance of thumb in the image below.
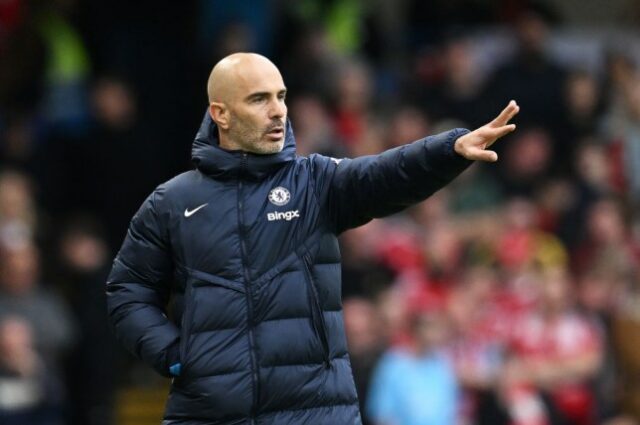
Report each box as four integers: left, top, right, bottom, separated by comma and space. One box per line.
473, 149, 498, 162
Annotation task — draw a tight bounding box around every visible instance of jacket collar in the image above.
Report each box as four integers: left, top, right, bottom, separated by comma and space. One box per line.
191, 110, 296, 180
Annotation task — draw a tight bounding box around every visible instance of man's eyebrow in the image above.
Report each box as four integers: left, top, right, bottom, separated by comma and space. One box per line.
245, 89, 288, 101
246, 91, 270, 100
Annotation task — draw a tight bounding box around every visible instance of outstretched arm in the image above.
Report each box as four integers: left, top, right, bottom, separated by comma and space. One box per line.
313, 101, 519, 233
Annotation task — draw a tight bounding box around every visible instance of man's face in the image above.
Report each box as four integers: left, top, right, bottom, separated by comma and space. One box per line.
225, 63, 288, 154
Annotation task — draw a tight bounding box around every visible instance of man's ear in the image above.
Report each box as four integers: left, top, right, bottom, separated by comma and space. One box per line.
209, 102, 229, 129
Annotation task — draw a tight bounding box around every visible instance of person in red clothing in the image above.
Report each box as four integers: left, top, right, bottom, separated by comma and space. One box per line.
506, 266, 602, 425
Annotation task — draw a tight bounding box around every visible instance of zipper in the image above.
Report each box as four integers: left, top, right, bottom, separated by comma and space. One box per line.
302, 253, 331, 368
238, 153, 259, 421
179, 279, 195, 370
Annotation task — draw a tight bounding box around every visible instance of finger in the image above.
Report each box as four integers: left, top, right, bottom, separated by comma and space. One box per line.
481, 124, 516, 148
492, 123, 517, 139
490, 100, 520, 127
467, 147, 498, 162
478, 150, 498, 162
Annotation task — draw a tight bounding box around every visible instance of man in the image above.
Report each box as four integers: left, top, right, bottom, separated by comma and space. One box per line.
106, 53, 519, 425
367, 303, 458, 425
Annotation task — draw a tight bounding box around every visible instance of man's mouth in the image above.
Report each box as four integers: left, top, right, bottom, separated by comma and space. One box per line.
266, 126, 284, 141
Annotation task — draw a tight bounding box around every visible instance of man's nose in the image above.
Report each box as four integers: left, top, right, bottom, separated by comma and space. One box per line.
269, 98, 287, 119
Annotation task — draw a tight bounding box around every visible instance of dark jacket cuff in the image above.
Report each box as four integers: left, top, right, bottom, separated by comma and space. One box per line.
423, 128, 473, 179
163, 340, 181, 377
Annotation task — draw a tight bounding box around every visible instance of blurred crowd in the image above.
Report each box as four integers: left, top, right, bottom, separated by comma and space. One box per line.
2, 0, 640, 424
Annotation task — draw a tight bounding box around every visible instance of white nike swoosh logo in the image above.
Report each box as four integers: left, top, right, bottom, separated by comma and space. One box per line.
184, 203, 208, 218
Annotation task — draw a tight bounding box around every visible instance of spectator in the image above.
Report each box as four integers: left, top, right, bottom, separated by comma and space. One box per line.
507, 266, 603, 425
288, 94, 343, 157
484, 5, 567, 139
367, 301, 458, 425
497, 128, 554, 197
332, 59, 375, 148
58, 217, 118, 425
602, 49, 640, 204
0, 316, 64, 425
344, 297, 387, 425
447, 267, 506, 423
561, 71, 604, 156
0, 241, 75, 419
496, 198, 568, 276
573, 198, 638, 277
417, 33, 488, 129
0, 170, 39, 248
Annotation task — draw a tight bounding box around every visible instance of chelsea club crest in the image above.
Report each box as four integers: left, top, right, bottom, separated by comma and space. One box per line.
268, 187, 291, 206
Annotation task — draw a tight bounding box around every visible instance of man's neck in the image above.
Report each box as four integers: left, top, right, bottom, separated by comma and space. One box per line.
217, 130, 242, 151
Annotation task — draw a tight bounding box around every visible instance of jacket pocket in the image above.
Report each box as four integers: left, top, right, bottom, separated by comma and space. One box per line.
178, 270, 246, 378
301, 254, 331, 368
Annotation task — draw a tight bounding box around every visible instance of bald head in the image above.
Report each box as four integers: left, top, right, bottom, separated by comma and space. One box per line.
207, 53, 288, 154
207, 53, 282, 104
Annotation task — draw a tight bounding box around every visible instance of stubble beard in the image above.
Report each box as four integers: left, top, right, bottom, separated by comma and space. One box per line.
229, 116, 284, 155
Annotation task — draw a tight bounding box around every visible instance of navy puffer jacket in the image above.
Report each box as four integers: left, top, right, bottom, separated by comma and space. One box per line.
106, 111, 471, 424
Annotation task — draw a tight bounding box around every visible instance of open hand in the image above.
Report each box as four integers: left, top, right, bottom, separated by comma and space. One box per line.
454, 100, 520, 162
